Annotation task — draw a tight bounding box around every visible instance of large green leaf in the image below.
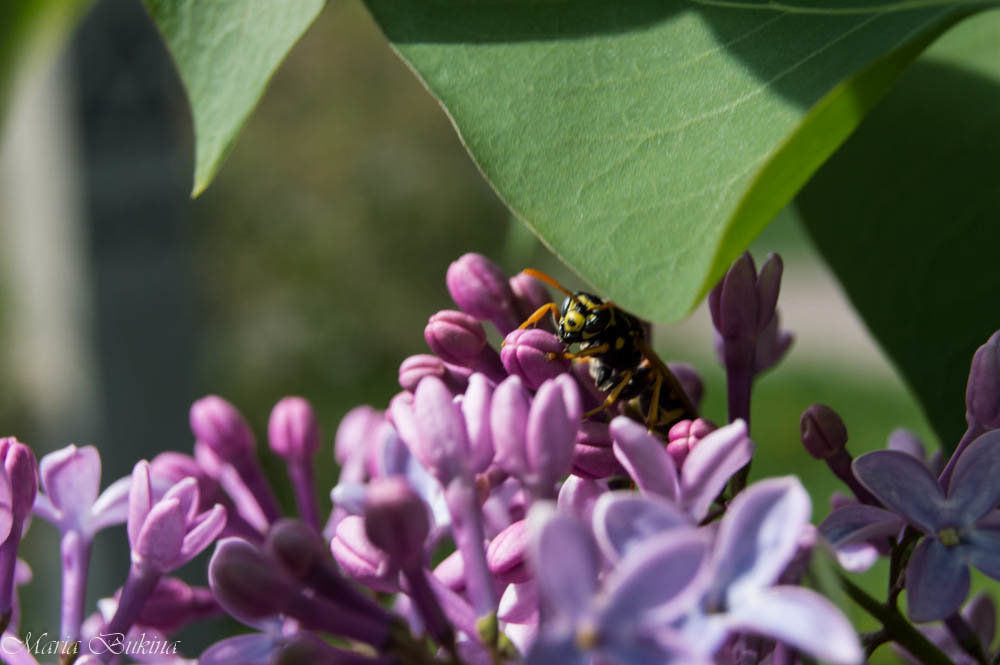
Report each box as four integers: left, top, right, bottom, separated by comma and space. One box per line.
798, 9, 1000, 451
361, 1, 974, 321
143, 0, 326, 196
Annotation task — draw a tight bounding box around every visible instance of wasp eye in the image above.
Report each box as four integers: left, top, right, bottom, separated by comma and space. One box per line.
559, 296, 573, 317
563, 310, 585, 332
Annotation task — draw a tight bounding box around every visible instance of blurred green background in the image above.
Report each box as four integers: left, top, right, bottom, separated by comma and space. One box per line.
0, 0, 977, 662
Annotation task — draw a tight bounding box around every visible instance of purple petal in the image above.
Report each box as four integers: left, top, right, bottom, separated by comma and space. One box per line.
554, 374, 583, 425
887, 428, 926, 460
725, 586, 862, 665
964, 592, 996, 649
135, 499, 186, 573
0, 471, 11, 541
526, 632, 585, 665
680, 420, 754, 521
412, 376, 469, 482
162, 477, 199, 524
853, 451, 945, 532
39, 445, 101, 518
127, 461, 153, 549
557, 476, 605, 523
461, 374, 495, 474
609, 417, 679, 502
600, 530, 711, 629
88, 476, 131, 533
534, 513, 599, 620
965, 526, 1000, 580
334, 406, 384, 465
526, 379, 577, 489
906, 537, 970, 622
834, 542, 881, 573
710, 477, 811, 608
491, 375, 531, 477
819, 504, 905, 546
498, 581, 539, 624
947, 430, 1000, 524
180, 504, 228, 563
199, 633, 279, 665
592, 492, 690, 562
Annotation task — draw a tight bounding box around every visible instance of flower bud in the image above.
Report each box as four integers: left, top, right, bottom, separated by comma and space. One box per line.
363, 477, 430, 569
800, 404, 848, 460
137, 577, 218, 634
967, 330, 1000, 429
189, 396, 255, 461
708, 252, 759, 343
487, 520, 531, 584
330, 516, 399, 592
265, 518, 328, 580
666, 418, 717, 468
0, 438, 37, 524
500, 328, 570, 390
491, 376, 531, 478
209, 538, 295, 624
399, 354, 471, 393
268, 397, 320, 461
425, 310, 488, 367
411, 377, 470, 484
525, 379, 579, 493
447, 253, 520, 334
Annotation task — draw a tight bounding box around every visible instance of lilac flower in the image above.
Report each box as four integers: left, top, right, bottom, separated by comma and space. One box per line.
851, 429, 1000, 621
425, 310, 506, 383
898, 592, 995, 665
32, 445, 130, 642
499, 329, 571, 390
709, 253, 792, 427
527, 511, 714, 665
683, 477, 862, 665
101, 461, 226, 640
268, 396, 321, 529
190, 395, 282, 524
800, 404, 878, 506
398, 354, 471, 393
0, 438, 36, 634
610, 416, 753, 521
447, 253, 522, 335
490, 374, 580, 501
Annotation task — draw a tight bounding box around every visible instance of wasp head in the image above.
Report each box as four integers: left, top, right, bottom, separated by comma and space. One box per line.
557, 292, 611, 344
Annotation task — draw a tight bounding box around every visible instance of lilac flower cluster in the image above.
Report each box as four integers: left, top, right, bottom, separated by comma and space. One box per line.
1, 250, 991, 665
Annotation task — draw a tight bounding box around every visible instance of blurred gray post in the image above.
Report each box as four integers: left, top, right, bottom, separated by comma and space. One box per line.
1, 0, 197, 625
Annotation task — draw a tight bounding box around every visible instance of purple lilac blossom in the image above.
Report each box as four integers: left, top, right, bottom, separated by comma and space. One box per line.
851, 429, 1000, 621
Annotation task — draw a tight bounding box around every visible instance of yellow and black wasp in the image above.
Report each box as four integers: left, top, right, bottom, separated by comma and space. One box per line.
517, 269, 697, 433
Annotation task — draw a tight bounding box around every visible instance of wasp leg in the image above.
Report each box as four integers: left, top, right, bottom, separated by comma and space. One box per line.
583, 369, 634, 419
517, 302, 559, 330
550, 343, 610, 362
647, 369, 663, 431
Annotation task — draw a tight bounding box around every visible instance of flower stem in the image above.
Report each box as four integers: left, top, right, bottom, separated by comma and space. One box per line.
837, 571, 955, 665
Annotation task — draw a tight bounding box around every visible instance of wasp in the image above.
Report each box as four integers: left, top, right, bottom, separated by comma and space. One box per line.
517, 269, 697, 432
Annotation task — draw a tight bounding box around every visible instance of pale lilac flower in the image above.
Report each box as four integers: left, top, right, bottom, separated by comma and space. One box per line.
852, 430, 1000, 621
685, 477, 862, 665
102, 461, 226, 640
611, 416, 753, 521
527, 512, 714, 665
32, 444, 130, 641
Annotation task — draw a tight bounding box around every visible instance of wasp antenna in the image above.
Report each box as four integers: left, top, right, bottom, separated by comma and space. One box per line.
522, 268, 574, 296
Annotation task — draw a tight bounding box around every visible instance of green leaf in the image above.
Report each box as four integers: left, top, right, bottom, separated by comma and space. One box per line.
143, 0, 326, 197
0, 0, 93, 126
798, 9, 1000, 451
362, 1, 972, 321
